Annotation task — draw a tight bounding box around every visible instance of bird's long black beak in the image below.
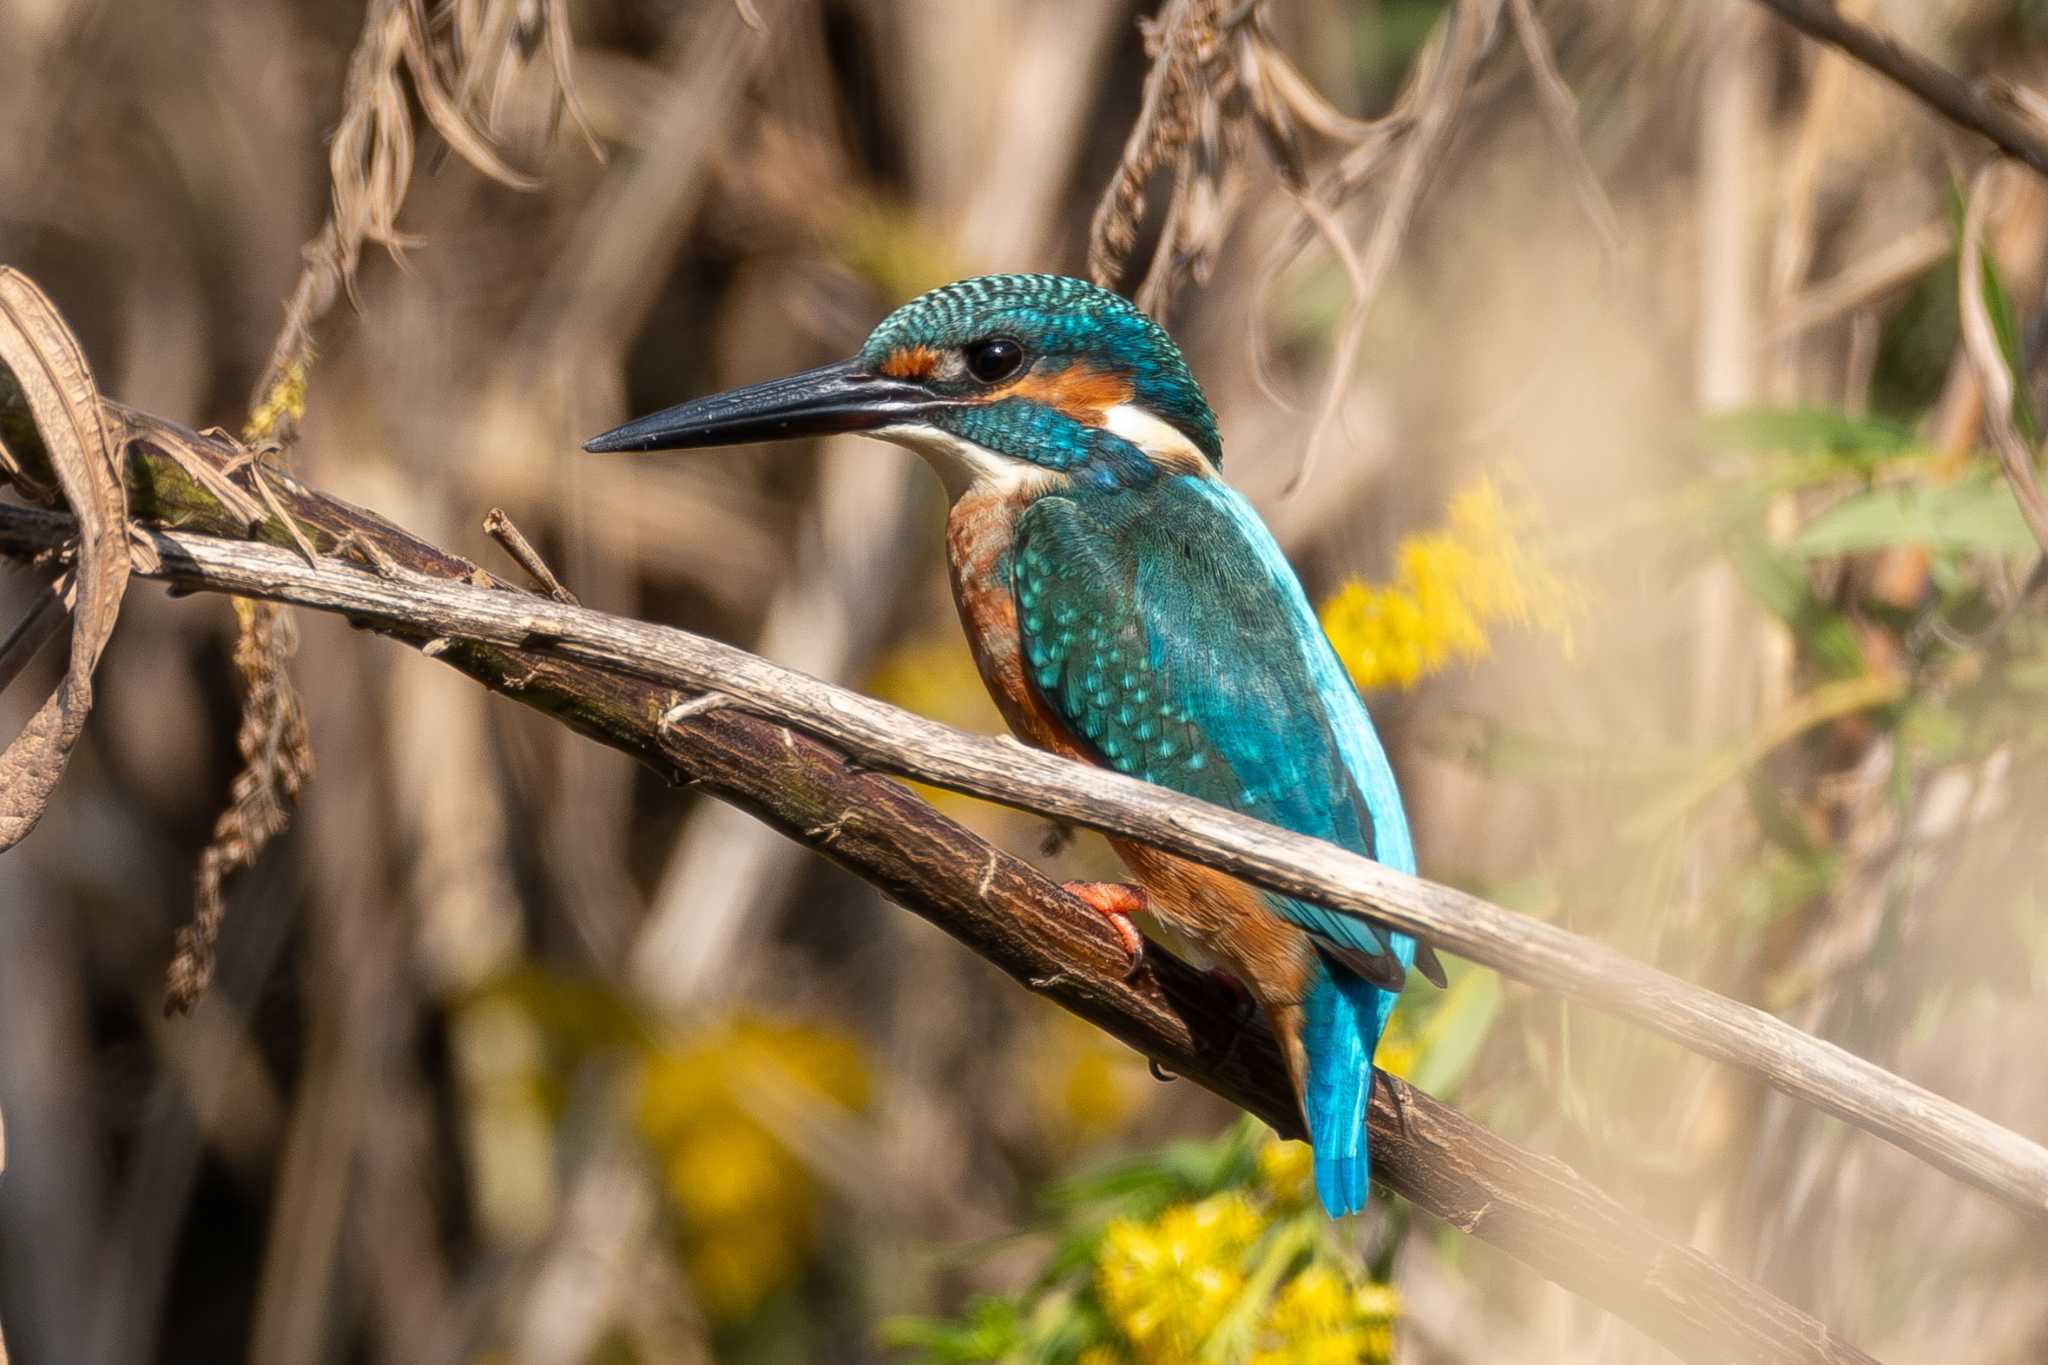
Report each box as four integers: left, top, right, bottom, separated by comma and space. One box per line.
583, 358, 942, 454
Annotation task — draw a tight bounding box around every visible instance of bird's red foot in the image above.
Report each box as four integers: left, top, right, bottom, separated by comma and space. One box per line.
1062, 880, 1148, 977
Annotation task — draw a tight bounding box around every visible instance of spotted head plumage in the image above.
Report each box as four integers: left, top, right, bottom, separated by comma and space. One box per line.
856, 274, 1223, 481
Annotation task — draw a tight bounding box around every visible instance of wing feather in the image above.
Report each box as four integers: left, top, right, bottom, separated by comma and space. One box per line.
1014, 478, 1414, 983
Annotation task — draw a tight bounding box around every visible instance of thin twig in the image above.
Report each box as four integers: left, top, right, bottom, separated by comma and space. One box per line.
5, 483, 2041, 1224
1746, 0, 2048, 180
1506, 0, 1621, 257
1288, 0, 1500, 494
1764, 220, 1951, 345
482, 507, 579, 604
0, 480, 1876, 1364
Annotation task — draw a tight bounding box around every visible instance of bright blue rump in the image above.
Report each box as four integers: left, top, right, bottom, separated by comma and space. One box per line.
1011, 472, 1417, 1216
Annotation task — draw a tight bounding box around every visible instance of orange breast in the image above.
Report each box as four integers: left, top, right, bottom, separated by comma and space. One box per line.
942, 486, 1319, 1012
944, 483, 1078, 757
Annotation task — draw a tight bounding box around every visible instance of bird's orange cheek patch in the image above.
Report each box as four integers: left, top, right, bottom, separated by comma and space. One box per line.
880, 345, 942, 380
997, 364, 1135, 423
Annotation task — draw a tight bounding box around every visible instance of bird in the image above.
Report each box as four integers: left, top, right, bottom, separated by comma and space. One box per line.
586, 273, 1444, 1216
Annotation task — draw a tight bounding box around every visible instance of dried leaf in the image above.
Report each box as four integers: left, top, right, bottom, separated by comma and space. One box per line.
0, 268, 130, 850
544, 0, 605, 161
401, 1, 542, 192
112, 410, 267, 531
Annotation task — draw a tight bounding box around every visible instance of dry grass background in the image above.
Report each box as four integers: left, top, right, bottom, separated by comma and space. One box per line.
2, 0, 2046, 1361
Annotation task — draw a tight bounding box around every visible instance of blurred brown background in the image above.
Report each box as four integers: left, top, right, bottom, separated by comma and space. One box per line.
3, 0, 2047, 1361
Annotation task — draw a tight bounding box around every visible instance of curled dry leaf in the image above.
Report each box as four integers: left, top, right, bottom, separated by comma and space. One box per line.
401, 37, 543, 194
0, 268, 130, 850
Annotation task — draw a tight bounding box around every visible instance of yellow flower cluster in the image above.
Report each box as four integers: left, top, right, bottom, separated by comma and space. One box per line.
1249, 1265, 1398, 1365
1255, 1137, 1316, 1208
242, 353, 311, 442
1096, 1192, 1263, 1360
1321, 474, 1584, 691
1093, 1180, 1398, 1365
633, 1016, 867, 1324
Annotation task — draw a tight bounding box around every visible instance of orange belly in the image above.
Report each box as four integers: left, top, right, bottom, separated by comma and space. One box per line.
944, 487, 1320, 1015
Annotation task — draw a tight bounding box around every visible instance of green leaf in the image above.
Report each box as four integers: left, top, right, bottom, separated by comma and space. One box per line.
1409, 967, 1502, 1097
1727, 526, 1811, 622
1794, 472, 2042, 558
1725, 527, 1868, 677
1045, 1126, 1256, 1214
881, 1297, 1026, 1362
1733, 846, 1841, 929
1700, 407, 1921, 463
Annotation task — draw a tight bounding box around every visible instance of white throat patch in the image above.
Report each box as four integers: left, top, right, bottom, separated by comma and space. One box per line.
873, 422, 1051, 501
874, 402, 1212, 502
1101, 403, 1215, 472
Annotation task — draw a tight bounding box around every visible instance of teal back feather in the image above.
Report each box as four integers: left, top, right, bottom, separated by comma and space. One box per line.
1011, 473, 1414, 1216
1187, 480, 1415, 1216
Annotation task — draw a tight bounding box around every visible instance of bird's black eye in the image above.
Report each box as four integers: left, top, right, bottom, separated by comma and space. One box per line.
965, 337, 1025, 383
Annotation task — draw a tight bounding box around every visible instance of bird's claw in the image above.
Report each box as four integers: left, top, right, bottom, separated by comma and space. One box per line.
1061, 880, 1148, 978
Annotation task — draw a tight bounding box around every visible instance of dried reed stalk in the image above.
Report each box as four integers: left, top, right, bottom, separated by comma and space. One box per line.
175, 0, 598, 1012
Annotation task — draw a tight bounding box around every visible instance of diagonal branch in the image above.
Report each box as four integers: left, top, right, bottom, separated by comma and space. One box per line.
3, 401, 2046, 1234
0, 434, 1878, 1365
1745, 0, 2048, 179
8, 476, 2041, 1231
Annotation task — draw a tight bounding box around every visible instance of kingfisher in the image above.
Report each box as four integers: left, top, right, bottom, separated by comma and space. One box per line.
586, 274, 1444, 1216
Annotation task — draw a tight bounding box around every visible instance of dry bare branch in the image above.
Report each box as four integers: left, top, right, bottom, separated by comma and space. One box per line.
482, 507, 579, 604
1745, 0, 2048, 180
0, 422, 1883, 1363
1764, 220, 1950, 345
3, 389, 2043, 1229
0, 570, 70, 697
1506, 0, 1621, 257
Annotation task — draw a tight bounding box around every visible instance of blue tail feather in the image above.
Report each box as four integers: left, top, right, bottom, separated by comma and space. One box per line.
1303, 957, 1406, 1217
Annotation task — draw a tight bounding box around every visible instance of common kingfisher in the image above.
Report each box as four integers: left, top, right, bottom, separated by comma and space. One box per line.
586, 274, 1445, 1216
